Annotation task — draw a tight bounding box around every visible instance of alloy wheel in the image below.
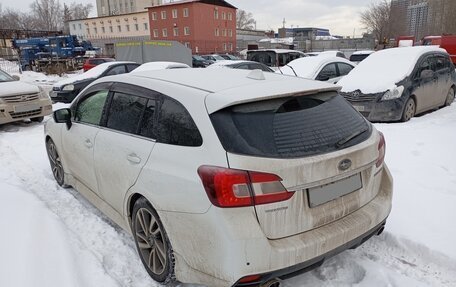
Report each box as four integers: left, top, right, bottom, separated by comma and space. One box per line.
402, 99, 415, 122
134, 208, 167, 276
46, 139, 65, 186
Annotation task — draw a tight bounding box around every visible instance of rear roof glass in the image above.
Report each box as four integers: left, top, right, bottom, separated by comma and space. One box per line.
210, 92, 371, 158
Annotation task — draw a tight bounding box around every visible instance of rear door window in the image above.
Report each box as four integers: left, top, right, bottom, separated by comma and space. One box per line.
127, 64, 139, 72
337, 63, 353, 76
106, 92, 147, 134
210, 92, 371, 158
316, 64, 337, 80
105, 65, 126, 76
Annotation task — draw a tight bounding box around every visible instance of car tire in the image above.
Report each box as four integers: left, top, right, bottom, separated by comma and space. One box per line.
31, 116, 44, 123
445, 87, 455, 107
132, 198, 175, 284
401, 98, 416, 122
45, 138, 67, 187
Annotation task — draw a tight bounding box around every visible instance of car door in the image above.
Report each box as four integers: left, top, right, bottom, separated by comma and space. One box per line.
316, 63, 338, 83
93, 83, 157, 214
412, 56, 438, 113
62, 84, 111, 192
433, 54, 452, 106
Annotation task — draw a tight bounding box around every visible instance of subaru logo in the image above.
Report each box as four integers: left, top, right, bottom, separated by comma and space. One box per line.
338, 159, 352, 171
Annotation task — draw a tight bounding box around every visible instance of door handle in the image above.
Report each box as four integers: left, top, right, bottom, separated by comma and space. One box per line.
84, 139, 93, 148
127, 153, 141, 164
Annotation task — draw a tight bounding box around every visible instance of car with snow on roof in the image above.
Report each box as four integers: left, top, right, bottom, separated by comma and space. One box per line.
338, 46, 456, 122
45, 68, 393, 287
277, 56, 355, 84
0, 69, 52, 124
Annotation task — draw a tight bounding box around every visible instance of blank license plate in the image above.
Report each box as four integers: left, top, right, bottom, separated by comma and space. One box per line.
353, 105, 365, 112
307, 173, 362, 208
14, 104, 40, 113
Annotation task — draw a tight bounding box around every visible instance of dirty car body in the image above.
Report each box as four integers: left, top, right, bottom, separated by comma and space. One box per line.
44, 69, 393, 287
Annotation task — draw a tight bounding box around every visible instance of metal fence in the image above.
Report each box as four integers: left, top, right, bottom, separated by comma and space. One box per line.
0, 51, 20, 75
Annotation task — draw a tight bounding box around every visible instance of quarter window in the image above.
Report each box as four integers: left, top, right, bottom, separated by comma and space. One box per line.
106, 92, 147, 134
74, 90, 109, 125
156, 97, 202, 146
139, 100, 157, 139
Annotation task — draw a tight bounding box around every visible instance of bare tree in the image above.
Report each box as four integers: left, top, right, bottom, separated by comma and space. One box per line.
69, 2, 93, 20
360, 0, 391, 44
236, 10, 256, 30
30, 0, 63, 31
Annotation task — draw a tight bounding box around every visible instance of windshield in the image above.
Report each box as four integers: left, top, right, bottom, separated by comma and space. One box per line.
0, 70, 14, 82
193, 55, 205, 61
212, 55, 225, 61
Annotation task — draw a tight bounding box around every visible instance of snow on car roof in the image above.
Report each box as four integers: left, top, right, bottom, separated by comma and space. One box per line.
53, 61, 135, 87
116, 68, 339, 113
338, 46, 447, 94
131, 61, 190, 73
278, 57, 354, 79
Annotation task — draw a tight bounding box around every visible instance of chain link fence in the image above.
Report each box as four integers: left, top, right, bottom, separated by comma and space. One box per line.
0, 48, 21, 75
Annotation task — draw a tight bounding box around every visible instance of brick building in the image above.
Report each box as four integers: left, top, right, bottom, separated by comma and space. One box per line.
147, 0, 236, 54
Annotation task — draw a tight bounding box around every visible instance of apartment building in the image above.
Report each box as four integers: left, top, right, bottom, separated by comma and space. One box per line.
147, 0, 237, 54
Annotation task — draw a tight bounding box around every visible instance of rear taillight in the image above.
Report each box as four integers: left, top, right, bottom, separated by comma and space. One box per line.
197, 166, 294, 208
376, 132, 386, 168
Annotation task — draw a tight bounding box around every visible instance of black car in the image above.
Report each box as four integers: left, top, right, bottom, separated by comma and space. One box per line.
50, 61, 140, 103
192, 55, 213, 68
208, 60, 274, 72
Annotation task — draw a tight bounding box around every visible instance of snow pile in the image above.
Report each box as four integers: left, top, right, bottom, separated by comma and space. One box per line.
338, 46, 446, 94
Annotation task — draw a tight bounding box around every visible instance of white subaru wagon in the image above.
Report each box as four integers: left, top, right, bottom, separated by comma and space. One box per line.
44, 68, 393, 287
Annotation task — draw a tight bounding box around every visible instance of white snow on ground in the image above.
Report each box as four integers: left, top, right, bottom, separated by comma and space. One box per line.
0, 72, 455, 286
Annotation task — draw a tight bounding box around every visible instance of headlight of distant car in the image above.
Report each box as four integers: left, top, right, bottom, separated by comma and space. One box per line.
381, 86, 404, 101
62, 84, 75, 91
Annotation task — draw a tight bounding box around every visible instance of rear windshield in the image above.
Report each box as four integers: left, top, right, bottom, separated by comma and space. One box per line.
349, 54, 370, 62
210, 92, 371, 158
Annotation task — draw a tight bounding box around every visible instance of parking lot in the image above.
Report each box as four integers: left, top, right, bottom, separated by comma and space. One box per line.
0, 84, 455, 286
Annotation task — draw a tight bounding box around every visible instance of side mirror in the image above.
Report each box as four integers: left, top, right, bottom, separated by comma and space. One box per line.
12, 75, 20, 81
53, 108, 72, 130
420, 69, 434, 79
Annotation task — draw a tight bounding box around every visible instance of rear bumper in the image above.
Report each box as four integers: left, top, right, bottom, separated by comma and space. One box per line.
233, 220, 386, 286
0, 99, 52, 124
158, 165, 393, 287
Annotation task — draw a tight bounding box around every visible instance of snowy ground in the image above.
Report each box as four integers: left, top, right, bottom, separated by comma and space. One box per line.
0, 75, 455, 286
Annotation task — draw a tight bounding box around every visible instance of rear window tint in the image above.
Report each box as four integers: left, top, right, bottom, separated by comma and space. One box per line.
210, 92, 371, 158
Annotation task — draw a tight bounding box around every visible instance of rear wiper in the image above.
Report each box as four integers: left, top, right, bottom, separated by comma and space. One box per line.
335, 128, 368, 148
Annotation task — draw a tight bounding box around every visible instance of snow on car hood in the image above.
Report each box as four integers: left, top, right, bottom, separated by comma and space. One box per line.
0, 81, 39, 97
338, 46, 447, 94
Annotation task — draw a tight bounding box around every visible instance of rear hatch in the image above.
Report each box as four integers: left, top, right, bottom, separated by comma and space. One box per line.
210, 91, 383, 239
